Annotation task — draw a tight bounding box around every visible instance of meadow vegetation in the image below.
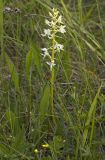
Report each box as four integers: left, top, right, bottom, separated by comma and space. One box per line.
0, 0, 105, 159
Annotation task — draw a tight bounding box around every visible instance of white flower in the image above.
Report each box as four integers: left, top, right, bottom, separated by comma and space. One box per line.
57, 15, 63, 24
49, 12, 53, 17
46, 60, 56, 71
41, 48, 51, 58
53, 8, 59, 17
50, 20, 56, 27
59, 25, 66, 33
41, 29, 51, 38
54, 43, 64, 52
45, 19, 51, 26
4, 7, 12, 12
14, 8, 21, 13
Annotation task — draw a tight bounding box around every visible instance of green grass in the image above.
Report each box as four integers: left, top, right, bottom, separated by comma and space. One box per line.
0, 0, 105, 159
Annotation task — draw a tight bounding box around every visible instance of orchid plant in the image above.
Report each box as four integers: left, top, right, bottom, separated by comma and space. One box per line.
41, 8, 66, 120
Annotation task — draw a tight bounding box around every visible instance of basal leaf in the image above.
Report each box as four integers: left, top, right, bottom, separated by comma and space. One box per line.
5, 53, 19, 91
39, 83, 50, 123
32, 44, 42, 75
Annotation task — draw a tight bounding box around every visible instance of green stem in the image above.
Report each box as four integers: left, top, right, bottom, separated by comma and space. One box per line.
51, 33, 55, 122
51, 67, 54, 119
0, 0, 3, 57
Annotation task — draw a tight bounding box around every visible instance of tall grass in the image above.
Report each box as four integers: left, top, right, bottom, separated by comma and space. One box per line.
0, 0, 105, 159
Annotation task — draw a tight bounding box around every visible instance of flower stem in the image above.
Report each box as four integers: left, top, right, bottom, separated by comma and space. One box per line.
51, 32, 55, 123
51, 67, 54, 120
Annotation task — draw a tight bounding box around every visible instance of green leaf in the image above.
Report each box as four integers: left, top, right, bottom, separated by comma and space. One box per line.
0, 0, 3, 44
12, 129, 25, 152
6, 111, 21, 136
6, 111, 25, 153
26, 43, 42, 82
62, 51, 72, 81
42, 156, 52, 160
0, 143, 10, 156
33, 44, 41, 75
26, 48, 33, 83
82, 83, 102, 147
5, 53, 19, 91
39, 83, 50, 123
50, 136, 64, 157
66, 156, 70, 160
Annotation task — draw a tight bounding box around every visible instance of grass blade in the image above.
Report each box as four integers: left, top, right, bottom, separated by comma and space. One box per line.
5, 53, 19, 91
26, 47, 33, 84
0, 0, 3, 53
39, 83, 50, 124
82, 83, 102, 147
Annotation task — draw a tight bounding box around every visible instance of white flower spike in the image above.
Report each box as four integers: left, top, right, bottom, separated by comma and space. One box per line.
41, 8, 66, 70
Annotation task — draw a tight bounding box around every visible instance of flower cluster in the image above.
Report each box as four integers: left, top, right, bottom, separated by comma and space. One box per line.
41, 8, 66, 71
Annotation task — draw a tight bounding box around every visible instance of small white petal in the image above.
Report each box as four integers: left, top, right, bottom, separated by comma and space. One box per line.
46, 62, 51, 66
45, 19, 51, 26
49, 12, 53, 17
41, 29, 51, 37
59, 25, 66, 34
4, 7, 11, 11
41, 48, 51, 59
57, 15, 63, 24
54, 43, 64, 52
41, 48, 47, 51
46, 60, 56, 70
